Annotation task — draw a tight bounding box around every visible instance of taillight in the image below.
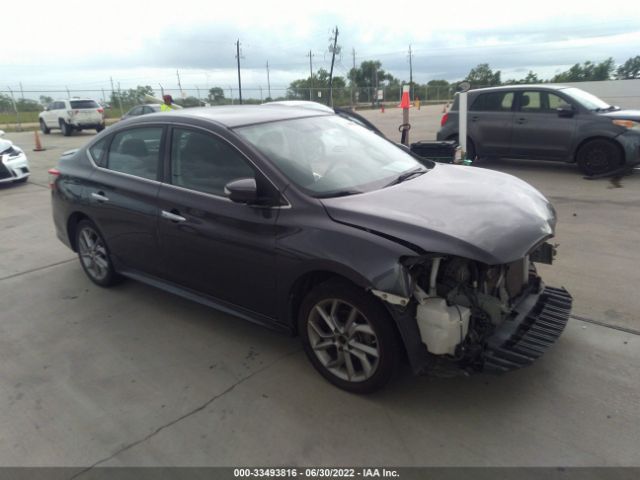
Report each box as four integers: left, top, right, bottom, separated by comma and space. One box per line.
48, 168, 60, 190
440, 112, 449, 127
97, 108, 104, 114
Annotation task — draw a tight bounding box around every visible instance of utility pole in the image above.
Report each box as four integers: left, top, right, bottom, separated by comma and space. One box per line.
101, 88, 106, 104
259, 86, 263, 103
19, 82, 24, 100
306, 50, 315, 101
176, 70, 184, 98
266, 61, 272, 100
328, 26, 339, 107
236, 39, 243, 104
351, 48, 356, 108
112, 80, 123, 116
66, 86, 71, 99
196, 86, 201, 103
408, 44, 414, 101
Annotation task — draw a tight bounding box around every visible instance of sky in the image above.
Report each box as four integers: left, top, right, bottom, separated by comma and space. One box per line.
2, 0, 639, 99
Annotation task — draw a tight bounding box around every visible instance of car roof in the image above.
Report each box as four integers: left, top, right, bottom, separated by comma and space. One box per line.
265, 100, 335, 113
141, 105, 330, 128
467, 84, 570, 95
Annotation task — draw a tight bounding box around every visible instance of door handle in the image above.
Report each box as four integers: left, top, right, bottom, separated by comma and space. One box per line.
161, 210, 187, 223
91, 191, 109, 202
516, 118, 527, 124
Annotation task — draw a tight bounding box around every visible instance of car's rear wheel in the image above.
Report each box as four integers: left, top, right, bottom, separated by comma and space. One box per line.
59, 120, 72, 137
576, 139, 623, 176
75, 220, 121, 287
298, 280, 401, 393
40, 120, 51, 134
96, 124, 105, 133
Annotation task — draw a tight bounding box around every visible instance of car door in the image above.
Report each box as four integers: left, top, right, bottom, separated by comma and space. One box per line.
157, 126, 280, 317
510, 90, 577, 160
44, 102, 59, 127
467, 90, 515, 156
84, 125, 165, 276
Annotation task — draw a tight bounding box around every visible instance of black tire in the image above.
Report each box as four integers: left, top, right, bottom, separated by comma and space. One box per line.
40, 119, 51, 134
576, 139, 623, 176
298, 280, 401, 393
96, 124, 105, 133
60, 120, 72, 137
75, 220, 121, 287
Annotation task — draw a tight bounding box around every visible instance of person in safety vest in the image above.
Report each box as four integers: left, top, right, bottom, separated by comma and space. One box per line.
161, 95, 175, 111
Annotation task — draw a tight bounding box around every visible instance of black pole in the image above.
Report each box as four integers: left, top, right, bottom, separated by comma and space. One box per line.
328, 26, 339, 107
236, 39, 243, 104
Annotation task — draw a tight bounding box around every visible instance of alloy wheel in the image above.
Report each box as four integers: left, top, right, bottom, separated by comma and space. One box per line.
77, 226, 109, 282
307, 298, 380, 382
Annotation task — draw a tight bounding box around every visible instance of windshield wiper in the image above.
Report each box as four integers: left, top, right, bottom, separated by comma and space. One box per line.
315, 189, 363, 199
385, 167, 427, 187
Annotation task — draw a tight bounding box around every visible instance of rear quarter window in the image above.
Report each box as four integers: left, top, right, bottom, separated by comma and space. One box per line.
89, 138, 109, 167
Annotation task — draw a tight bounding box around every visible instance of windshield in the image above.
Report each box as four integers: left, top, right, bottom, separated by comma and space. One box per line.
235, 115, 428, 197
562, 87, 610, 110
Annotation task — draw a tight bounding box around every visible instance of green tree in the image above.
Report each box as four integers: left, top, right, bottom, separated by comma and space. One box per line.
287, 68, 348, 105
616, 55, 640, 79
464, 63, 501, 86
0, 93, 14, 112
424, 80, 451, 100
348, 60, 398, 104
208, 87, 226, 104
110, 85, 155, 110
39, 95, 54, 106
552, 58, 615, 82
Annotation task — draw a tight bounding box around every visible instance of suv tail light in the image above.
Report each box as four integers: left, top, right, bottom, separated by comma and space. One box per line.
48, 168, 60, 190
97, 108, 104, 114
441, 112, 449, 127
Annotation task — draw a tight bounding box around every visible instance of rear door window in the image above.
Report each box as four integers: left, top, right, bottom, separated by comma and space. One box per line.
470, 92, 514, 111
107, 127, 163, 181
519, 91, 567, 113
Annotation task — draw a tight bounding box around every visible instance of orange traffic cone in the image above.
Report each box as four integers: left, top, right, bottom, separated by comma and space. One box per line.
399, 88, 410, 110
381, 103, 385, 113
33, 130, 46, 152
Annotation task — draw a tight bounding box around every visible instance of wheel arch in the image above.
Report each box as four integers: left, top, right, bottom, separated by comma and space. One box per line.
572, 135, 624, 164
66, 212, 91, 252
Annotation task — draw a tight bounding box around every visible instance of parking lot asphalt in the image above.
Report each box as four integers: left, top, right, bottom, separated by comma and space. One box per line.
1, 112, 639, 467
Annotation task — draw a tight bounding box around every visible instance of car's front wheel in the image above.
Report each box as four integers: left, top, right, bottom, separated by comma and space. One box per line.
299, 280, 401, 393
75, 220, 121, 287
576, 139, 623, 176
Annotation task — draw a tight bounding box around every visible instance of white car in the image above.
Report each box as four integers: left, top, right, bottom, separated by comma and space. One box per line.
0, 130, 29, 184
39, 98, 105, 136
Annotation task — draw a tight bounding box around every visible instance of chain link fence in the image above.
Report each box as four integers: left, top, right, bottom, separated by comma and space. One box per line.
0, 85, 463, 131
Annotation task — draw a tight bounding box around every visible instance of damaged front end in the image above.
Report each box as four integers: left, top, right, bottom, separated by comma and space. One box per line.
378, 243, 572, 376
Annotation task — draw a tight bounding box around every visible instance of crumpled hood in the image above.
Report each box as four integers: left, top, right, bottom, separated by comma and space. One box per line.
321, 164, 556, 265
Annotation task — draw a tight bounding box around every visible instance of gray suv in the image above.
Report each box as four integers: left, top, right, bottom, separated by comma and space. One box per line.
436, 85, 640, 176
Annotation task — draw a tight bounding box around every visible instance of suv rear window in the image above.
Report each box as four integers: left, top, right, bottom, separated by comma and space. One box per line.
70, 100, 99, 109
470, 92, 514, 112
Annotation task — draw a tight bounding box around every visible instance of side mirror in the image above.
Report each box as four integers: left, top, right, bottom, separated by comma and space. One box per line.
557, 104, 575, 117
224, 178, 258, 204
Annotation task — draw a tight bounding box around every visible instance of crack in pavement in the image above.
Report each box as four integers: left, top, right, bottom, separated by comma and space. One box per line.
0, 258, 76, 282
68, 348, 302, 479
571, 315, 640, 336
